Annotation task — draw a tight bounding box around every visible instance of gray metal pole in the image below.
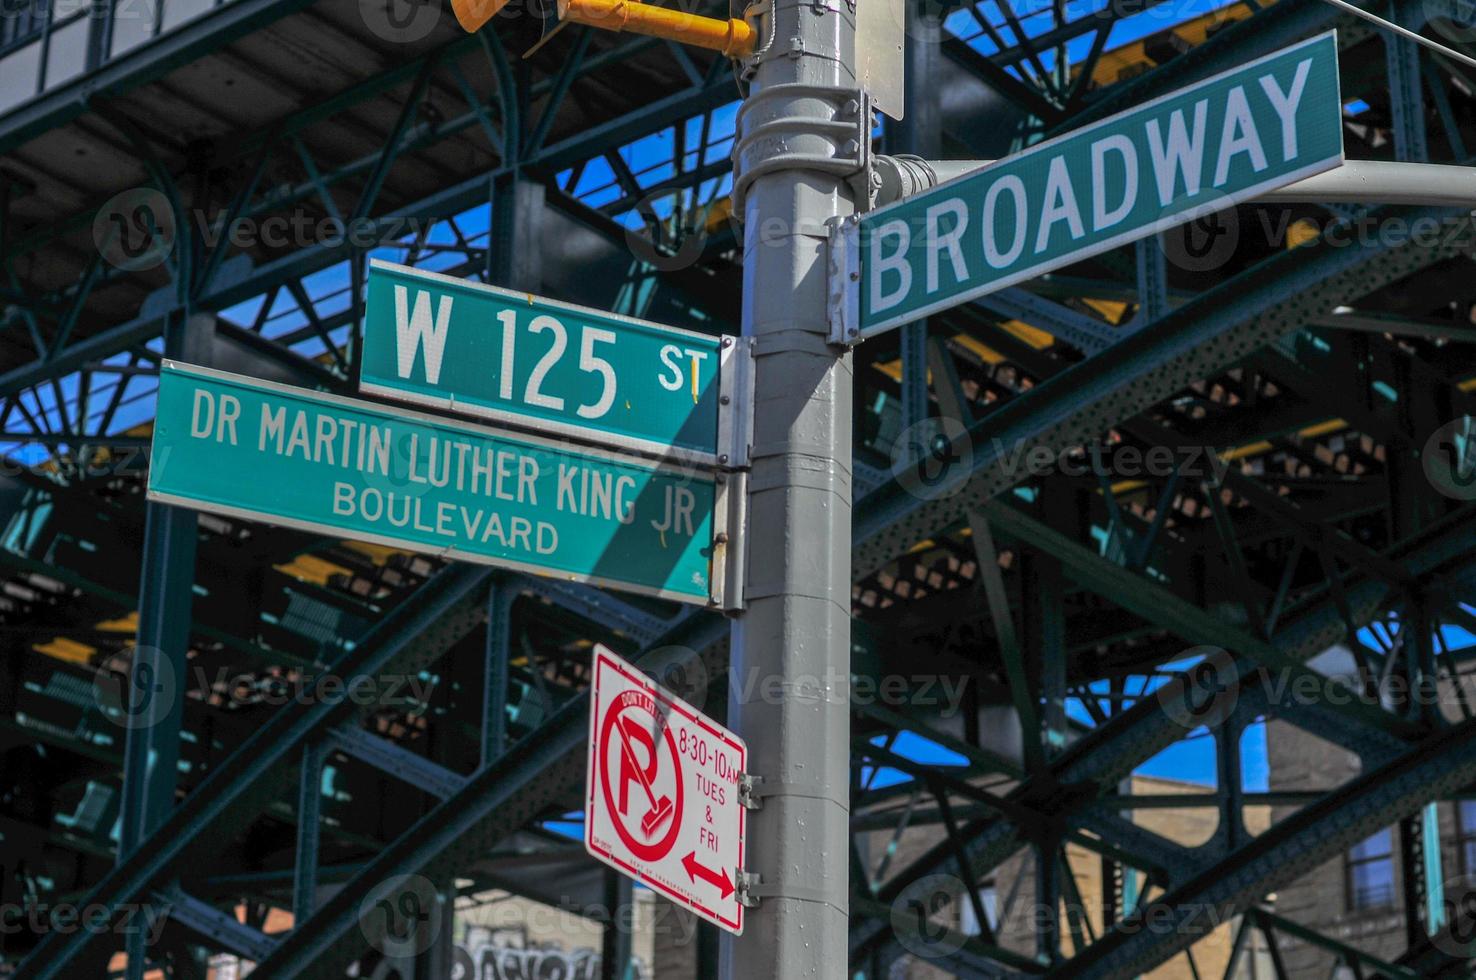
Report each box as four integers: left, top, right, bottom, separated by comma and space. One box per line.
723, 0, 856, 974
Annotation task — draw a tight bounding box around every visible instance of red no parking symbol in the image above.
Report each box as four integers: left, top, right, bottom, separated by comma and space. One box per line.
598, 689, 685, 862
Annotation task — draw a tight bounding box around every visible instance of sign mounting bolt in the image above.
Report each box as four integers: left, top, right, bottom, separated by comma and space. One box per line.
736, 872, 762, 908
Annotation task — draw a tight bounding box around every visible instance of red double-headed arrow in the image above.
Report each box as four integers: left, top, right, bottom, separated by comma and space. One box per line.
681, 851, 734, 899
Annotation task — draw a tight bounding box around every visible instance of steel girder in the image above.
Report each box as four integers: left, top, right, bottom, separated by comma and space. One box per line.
1, 44, 743, 964
0, 0, 317, 155
851, 197, 1474, 580
951, 307, 1436, 601
266, 309, 1476, 977
844, 16, 1457, 579
0, 469, 400, 668
242, 610, 731, 978
850, 504, 1476, 975
14, 562, 494, 977
223, 510, 1276, 971
0, 52, 736, 418
0, 1, 741, 475
1395, 899, 1476, 977
1055, 716, 1476, 978
840, 8, 1476, 965
9, 528, 685, 974
1061, 0, 1350, 135
1245, 908, 1425, 980
242, 482, 1475, 979
2, 0, 1476, 974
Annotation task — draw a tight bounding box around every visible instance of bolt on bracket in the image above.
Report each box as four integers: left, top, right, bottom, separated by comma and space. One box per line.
736, 871, 763, 908
737, 772, 764, 809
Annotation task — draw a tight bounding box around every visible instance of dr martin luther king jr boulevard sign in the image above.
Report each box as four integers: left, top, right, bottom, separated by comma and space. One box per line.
147, 361, 737, 606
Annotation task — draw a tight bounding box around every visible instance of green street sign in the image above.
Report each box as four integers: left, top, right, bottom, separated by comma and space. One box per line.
832, 32, 1343, 341
361, 261, 747, 466
148, 361, 736, 607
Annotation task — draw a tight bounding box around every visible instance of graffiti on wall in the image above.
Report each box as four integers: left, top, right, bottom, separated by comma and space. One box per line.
450, 934, 650, 980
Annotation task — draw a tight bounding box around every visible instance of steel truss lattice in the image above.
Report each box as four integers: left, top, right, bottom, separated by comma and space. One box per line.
1, 0, 1476, 977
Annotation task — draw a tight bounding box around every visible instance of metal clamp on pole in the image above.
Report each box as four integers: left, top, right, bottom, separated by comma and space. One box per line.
736, 0, 774, 73
734, 871, 845, 909
736, 769, 859, 918
737, 773, 840, 809
730, 84, 873, 217
869, 155, 995, 206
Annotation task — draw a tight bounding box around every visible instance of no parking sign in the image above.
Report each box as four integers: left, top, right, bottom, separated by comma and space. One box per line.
584, 645, 747, 934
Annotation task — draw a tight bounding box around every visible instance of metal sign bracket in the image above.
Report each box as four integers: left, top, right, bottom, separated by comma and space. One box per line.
737, 772, 764, 810
711, 468, 748, 613
736, 871, 763, 908
717, 334, 755, 470
735, 871, 839, 908
826, 215, 861, 347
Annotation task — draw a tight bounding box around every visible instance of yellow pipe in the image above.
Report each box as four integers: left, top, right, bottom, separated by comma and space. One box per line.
452, 0, 512, 33
556, 0, 756, 57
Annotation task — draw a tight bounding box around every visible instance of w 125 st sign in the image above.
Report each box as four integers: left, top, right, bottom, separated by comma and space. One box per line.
362, 261, 748, 465
831, 32, 1343, 341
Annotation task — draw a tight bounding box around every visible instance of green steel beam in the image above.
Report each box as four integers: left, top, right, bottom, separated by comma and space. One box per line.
242, 613, 729, 978
1057, 718, 1476, 978
16, 563, 493, 977
850, 504, 1476, 968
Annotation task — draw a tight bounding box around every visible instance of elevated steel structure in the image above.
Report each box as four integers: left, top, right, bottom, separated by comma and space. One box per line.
0, 0, 1475, 976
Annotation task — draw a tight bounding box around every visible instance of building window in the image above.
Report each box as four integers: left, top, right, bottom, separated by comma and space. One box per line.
959, 885, 997, 937
0, 2, 46, 56
1458, 801, 1476, 877
1346, 829, 1396, 911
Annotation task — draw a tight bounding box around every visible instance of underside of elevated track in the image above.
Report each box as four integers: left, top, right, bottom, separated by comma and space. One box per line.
3, 0, 1476, 976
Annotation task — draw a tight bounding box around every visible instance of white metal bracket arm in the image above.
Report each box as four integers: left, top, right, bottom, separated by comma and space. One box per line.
870, 156, 1476, 209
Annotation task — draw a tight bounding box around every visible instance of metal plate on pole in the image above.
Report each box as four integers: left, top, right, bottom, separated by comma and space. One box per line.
832, 31, 1344, 343
148, 361, 736, 607
857, 0, 904, 120
362, 260, 741, 466
585, 645, 747, 935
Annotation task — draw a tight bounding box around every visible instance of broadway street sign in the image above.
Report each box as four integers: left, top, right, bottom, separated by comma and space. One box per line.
148, 361, 738, 607
361, 260, 749, 466
830, 31, 1343, 342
